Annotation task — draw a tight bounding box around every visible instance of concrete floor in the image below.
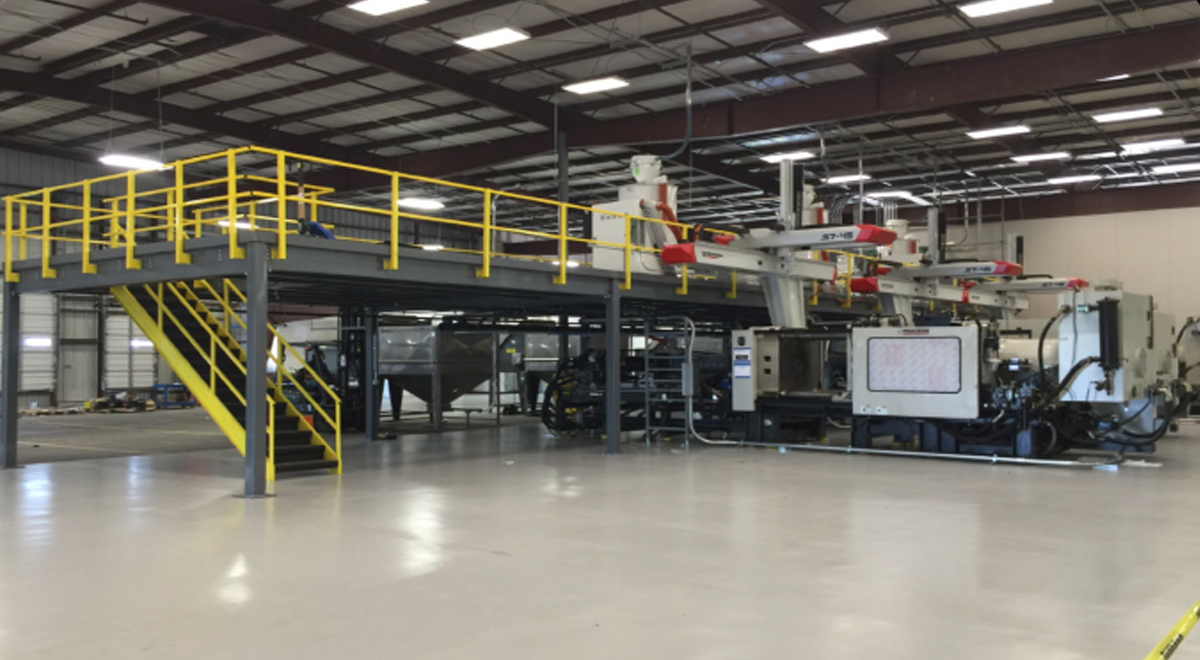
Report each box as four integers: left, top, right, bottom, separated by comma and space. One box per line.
2, 421, 1199, 659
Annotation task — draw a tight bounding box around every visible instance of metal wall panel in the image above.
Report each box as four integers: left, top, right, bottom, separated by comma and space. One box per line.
104, 313, 156, 391
19, 294, 56, 393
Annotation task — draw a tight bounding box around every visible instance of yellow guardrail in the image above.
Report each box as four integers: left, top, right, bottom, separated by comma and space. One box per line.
196, 278, 342, 475
1145, 600, 1200, 660
1, 145, 738, 294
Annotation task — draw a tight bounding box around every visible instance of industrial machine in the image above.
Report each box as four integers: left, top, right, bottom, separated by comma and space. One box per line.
562, 155, 1188, 462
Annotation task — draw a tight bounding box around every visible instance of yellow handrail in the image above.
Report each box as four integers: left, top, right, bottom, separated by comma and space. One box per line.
198, 279, 341, 463
142, 284, 247, 406
2, 145, 751, 293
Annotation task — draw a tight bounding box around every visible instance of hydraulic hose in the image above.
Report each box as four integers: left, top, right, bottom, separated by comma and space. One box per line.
1039, 306, 1069, 383
660, 43, 693, 161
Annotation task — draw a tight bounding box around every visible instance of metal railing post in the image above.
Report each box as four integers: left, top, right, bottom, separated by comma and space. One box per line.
124, 172, 141, 270
4, 198, 16, 283
227, 150, 245, 259
275, 151, 287, 260
675, 224, 689, 295
175, 164, 191, 264
108, 199, 119, 248
18, 201, 27, 260
553, 204, 568, 285
82, 182, 96, 274
622, 213, 632, 290
41, 190, 56, 279
477, 190, 493, 279
386, 173, 399, 270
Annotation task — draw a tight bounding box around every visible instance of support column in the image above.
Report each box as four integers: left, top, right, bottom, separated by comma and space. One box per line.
364, 307, 379, 441
2, 282, 21, 469
604, 279, 621, 455
241, 242, 270, 497
557, 312, 570, 366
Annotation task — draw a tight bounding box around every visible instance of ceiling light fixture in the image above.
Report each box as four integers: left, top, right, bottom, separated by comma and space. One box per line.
551, 260, 581, 268
23, 337, 52, 348
1097, 73, 1131, 82
761, 150, 816, 163
397, 198, 445, 211
1047, 175, 1102, 185
864, 191, 911, 198
1120, 138, 1186, 155
99, 154, 164, 170
346, 0, 427, 16
805, 28, 888, 53
825, 174, 872, 185
455, 27, 530, 51
421, 244, 446, 251
218, 219, 254, 230
960, 0, 1052, 18
1152, 162, 1200, 175
1011, 152, 1071, 163
966, 125, 1031, 140
563, 77, 628, 95
1092, 107, 1163, 124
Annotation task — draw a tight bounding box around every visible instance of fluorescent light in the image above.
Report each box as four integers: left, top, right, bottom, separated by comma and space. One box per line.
1120, 138, 1186, 155
1097, 73, 1131, 82
1153, 163, 1200, 175
960, 0, 1052, 18
1012, 152, 1071, 163
397, 198, 445, 211
420, 244, 445, 251
1078, 151, 1118, 160
99, 154, 164, 170
967, 125, 1031, 140
551, 260, 581, 268
805, 28, 888, 53
761, 150, 815, 163
865, 191, 911, 198
1092, 107, 1163, 123
347, 0, 426, 15
130, 338, 155, 349
1047, 175, 1101, 185
455, 27, 530, 51
563, 77, 628, 95
23, 337, 52, 348
218, 219, 253, 230
825, 174, 872, 185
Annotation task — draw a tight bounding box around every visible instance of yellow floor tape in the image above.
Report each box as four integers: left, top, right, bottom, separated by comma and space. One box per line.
1145, 601, 1200, 660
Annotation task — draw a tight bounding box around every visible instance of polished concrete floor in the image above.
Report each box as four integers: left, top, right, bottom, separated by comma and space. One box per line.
2, 420, 1199, 659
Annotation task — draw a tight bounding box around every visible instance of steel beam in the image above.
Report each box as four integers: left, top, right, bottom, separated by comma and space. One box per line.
241, 242, 270, 497
1, 282, 20, 469
604, 279, 621, 455
142, 0, 570, 128
0, 70, 382, 167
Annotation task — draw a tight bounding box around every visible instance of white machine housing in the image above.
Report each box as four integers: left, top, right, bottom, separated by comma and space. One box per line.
1057, 289, 1176, 403
593, 156, 678, 276
850, 325, 983, 420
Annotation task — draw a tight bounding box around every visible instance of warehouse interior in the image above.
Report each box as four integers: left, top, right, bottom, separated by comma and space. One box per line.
2, 0, 1200, 657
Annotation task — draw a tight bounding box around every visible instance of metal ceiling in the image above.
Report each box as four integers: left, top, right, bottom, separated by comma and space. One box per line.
1, 0, 1199, 226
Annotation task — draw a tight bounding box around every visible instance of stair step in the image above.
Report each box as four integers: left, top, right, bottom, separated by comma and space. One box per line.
274, 445, 326, 462
273, 429, 313, 446
274, 459, 339, 474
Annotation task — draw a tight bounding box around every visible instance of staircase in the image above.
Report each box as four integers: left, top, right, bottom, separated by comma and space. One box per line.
111, 279, 341, 479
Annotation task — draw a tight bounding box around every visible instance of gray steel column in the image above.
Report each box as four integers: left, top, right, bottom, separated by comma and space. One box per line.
604, 279, 621, 454
364, 308, 379, 441
557, 312, 570, 366
242, 242, 270, 497
2, 282, 20, 469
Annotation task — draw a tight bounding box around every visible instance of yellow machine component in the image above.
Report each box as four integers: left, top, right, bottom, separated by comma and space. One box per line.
112, 279, 341, 479
1144, 600, 1200, 660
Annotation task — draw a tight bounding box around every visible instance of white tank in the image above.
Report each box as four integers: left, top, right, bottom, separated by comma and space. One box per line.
630, 155, 663, 184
